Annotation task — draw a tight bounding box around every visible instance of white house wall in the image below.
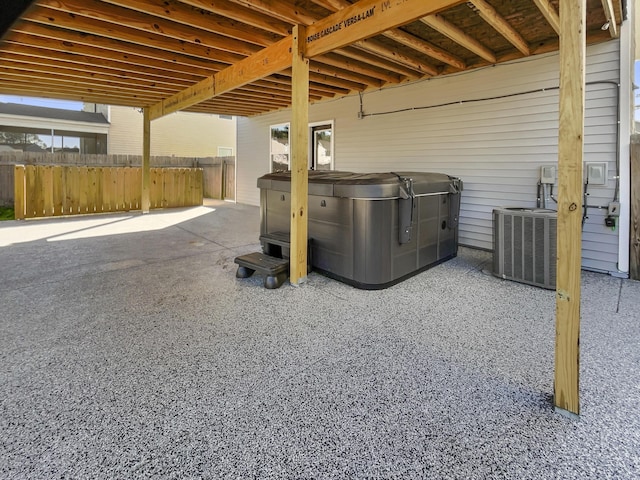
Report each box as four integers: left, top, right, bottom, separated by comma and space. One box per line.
108, 106, 236, 157
237, 41, 622, 275
0, 113, 109, 134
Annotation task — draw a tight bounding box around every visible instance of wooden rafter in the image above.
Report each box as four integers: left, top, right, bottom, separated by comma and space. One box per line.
0, 0, 621, 116
421, 13, 496, 64
468, 0, 530, 56
304, 0, 462, 57
228, 0, 319, 26
25, 6, 245, 64
600, 0, 619, 38
381, 29, 466, 70
310, 0, 465, 70
101, 0, 281, 47
37, 0, 262, 56
353, 38, 437, 77
309, 60, 381, 89
335, 47, 419, 80
315, 53, 402, 84
532, 0, 560, 35
10, 22, 230, 72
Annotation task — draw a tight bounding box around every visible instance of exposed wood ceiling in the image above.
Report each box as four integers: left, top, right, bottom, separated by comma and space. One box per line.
0, 0, 624, 117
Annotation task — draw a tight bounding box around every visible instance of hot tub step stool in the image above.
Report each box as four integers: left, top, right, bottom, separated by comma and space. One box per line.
234, 252, 290, 289
260, 232, 313, 274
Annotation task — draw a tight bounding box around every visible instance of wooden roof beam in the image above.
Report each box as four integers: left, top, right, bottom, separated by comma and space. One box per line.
231, 88, 292, 103
309, 0, 464, 70
420, 14, 496, 64
354, 39, 436, 77
311, 0, 345, 10
26, 6, 245, 64
150, 0, 463, 119
255, 77, 337, 98
10, 23, 229, 74
36, 0, 262, 57
179, 0, 291, 36
100, 0, 281, 47
216, 94, 288, 107
0, 44, 202, 86
315, 53, 403, 84
600, 0, 619, 38
186, 104, 266, 116
0, 67, 179, 97
304, 0, 464, 57
266, 73, 349, 96
0, 79, 163, 105
532, 0, 560, 35
226, 0, 318, 26
309, 60, 382, 89
381, 29, 466, 70
149, 35, 293, 120
0, 51, 198, 90
468, 0, 530, 56
335, 47, 418, 80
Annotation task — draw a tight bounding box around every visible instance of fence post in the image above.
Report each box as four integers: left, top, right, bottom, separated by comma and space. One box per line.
13, 165, 25, 220
221, 159, 226, 200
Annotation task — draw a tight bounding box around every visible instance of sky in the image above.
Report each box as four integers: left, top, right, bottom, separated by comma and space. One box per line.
0, 95, 83, 111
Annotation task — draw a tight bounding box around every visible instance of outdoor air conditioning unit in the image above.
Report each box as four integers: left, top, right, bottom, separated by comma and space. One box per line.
492, 207, 557, 289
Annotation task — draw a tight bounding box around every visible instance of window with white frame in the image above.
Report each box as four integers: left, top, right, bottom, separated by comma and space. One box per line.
270, 121, 334, 172
270, 123, 290, 172
218, 146, 233, 157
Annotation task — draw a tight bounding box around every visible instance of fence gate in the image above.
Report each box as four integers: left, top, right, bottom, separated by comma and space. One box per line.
199, 157, 235, 201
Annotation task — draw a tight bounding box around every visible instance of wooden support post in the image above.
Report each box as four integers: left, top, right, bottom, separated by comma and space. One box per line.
290, 25, 309, 285
554, 0, 586, 416
142, 107, 151, 213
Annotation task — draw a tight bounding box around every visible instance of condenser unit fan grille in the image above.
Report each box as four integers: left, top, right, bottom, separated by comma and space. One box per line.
493, 208, 557, 289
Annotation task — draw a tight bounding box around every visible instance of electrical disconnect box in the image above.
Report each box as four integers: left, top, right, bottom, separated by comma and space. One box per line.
540, 165, 556, 184
608, 201, 620, 216
586, 162, 607, 185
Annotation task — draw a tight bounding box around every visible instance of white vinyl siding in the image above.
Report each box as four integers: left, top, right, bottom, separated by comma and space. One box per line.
108, 107, 236, 157
237, 41, 621, 274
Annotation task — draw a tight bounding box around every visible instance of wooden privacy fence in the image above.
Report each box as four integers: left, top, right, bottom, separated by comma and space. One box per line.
13, 165, 203, 219
1, 152, 235, 202
199, 156, 235, 201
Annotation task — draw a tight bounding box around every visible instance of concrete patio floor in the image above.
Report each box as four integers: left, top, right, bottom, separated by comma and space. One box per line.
1, 200, 639, 479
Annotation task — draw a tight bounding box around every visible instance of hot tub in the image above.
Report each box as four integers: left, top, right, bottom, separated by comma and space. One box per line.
257, 171, 463, 289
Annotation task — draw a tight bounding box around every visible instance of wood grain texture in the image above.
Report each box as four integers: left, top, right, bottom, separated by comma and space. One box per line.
554, 0, 586, 416
305, 0, 462, 58
142, 108, 151, 213
13, 165, 25, 220
290, 25, 310, 285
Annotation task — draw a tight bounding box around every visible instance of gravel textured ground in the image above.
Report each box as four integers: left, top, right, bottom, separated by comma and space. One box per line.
1, 201, 638, 479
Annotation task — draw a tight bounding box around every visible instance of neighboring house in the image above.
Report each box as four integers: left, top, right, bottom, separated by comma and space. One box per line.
237, 39, 633, 278
105, 106, 236, 158
0, 102, 236, 158
0, 102, 109, 153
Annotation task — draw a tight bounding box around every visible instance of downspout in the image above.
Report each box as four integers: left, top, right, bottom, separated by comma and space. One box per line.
616, 3, 633, 276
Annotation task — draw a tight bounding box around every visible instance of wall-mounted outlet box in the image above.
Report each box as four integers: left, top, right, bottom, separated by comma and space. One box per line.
540, 165, 556, 184
586, 162, 607, 185
608, 201, 620, 216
